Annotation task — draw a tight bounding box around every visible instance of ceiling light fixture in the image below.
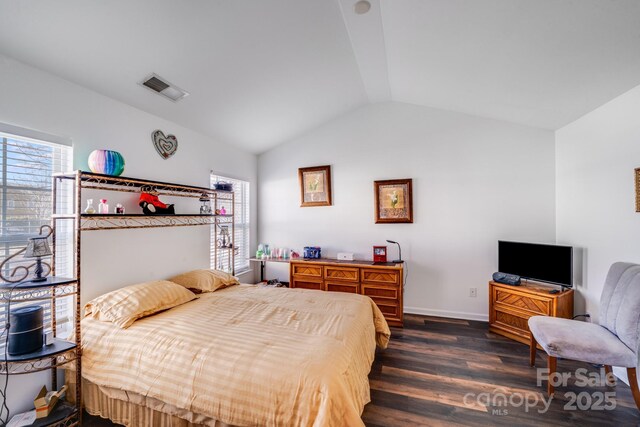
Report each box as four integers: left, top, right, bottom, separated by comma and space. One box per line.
354, 0, 371, 15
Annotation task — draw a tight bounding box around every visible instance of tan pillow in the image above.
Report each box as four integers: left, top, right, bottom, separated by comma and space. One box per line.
169, 269, 240, 293
84, 280, 197, 328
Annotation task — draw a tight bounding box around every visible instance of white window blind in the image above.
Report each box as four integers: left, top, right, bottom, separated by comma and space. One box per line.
0, 132, 72, 339
210, 174, 250, 275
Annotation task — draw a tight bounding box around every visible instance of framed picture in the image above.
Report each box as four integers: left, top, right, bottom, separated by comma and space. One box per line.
374, 179, 413, 223
299, 165, 332, 207
373, 246, 387, 263
636, 168, 640, 212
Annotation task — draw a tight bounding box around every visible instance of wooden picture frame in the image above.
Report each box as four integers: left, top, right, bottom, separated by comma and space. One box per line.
299, 165, 332, 207
374, 179, 413, 223
636, 168, 640, 212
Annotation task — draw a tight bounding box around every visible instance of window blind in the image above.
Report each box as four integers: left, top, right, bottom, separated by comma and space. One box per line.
210, 174, 250, 275
0, 133, 72, 339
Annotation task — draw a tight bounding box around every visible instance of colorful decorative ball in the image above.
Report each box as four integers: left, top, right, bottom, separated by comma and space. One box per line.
88, 149, 125, 176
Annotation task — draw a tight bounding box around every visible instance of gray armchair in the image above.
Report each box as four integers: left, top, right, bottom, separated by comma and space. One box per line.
528, 262, 640, 409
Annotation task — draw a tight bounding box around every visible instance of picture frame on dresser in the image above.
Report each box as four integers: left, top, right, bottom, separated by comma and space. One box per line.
373, 246, 387, 263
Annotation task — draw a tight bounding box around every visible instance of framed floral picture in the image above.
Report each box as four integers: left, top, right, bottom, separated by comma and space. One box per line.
636, 168, 640, 212
299, 165, 332, 207
374, 179, 413, 223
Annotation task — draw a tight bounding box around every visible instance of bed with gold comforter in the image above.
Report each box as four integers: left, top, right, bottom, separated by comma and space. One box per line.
80, 284, 390, 427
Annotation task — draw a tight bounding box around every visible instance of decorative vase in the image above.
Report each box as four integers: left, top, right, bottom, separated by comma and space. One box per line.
88, 149, 125, 176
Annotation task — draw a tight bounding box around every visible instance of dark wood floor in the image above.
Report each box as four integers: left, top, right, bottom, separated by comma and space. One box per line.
362, 314, 640, 426
84, 314, 640, 426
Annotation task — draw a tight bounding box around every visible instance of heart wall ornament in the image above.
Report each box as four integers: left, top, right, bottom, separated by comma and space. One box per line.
152, 130, 178, 159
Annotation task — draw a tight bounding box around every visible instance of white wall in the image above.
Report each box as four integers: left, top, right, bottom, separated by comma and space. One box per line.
0, 54, 257, 415
258, 102, 556, 320
556, 84, 640, 320
555, 83, 640, 395
556, 83, 640, 388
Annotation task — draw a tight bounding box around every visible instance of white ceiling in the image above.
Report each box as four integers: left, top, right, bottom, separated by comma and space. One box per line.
1, 1, 640, 153
382, 0, 640, 130
0, 1, 368, 153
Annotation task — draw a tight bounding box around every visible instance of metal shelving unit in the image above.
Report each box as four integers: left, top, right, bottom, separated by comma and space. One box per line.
0, 276, 80, 427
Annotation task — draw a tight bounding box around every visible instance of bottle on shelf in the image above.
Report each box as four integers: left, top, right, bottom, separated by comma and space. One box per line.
84, 199, 96, 214
115, 203, 125, 214
98, 199, 109, 214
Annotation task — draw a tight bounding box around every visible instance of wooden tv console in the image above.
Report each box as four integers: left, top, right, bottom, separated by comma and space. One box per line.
289, 259, 404, 327
489, 280, 574, 345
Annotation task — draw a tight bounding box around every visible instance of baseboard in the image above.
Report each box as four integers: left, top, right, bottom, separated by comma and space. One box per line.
404, 306, 489, 322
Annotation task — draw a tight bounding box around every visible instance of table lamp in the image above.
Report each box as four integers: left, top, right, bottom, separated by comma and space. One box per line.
24, 233, 53, 282
386, 240, 403, 263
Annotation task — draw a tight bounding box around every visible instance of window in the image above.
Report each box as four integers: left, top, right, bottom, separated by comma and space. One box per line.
0, 129, 72, 338
210, 174, 250, 275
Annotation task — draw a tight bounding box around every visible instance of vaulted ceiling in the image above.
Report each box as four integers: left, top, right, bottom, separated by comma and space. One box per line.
1, 1, 640, 153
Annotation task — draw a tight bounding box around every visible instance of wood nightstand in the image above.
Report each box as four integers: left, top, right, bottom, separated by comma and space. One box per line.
489, 280, 574, 345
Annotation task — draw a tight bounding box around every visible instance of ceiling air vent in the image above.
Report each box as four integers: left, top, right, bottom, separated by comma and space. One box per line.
139, 73, 189, 102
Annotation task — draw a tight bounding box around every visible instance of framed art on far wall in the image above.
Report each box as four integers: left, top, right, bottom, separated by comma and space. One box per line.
299, 165, 332, 207
636, 168, 640, 212
374, 179, 413, 223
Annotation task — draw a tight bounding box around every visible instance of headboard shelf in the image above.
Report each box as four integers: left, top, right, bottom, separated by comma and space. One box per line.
46, 171, 238, 421
54, 170, 235, 200
78, 213, 233, 231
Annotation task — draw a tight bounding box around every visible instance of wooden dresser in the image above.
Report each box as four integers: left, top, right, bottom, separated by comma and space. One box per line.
290, 259, 404, 327
489, 281, 574, 345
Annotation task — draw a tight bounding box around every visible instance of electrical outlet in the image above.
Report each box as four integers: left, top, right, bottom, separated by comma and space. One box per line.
469, 287, 478, 298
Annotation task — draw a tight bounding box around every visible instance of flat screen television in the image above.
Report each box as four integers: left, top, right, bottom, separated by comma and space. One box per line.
498, 241, 573, 288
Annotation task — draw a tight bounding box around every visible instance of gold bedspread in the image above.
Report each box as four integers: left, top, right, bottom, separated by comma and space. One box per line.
81, 285, 390, 427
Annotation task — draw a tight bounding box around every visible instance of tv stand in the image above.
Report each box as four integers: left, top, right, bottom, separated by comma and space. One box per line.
489, 280, 574, 345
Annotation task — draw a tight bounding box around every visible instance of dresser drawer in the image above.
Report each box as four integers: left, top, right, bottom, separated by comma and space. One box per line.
291, 263, 323, 278
288, 261, 404, 326
291, 278, 323, 291
362, 284, 398, 300
372, 300, 401, 319
325, 281, 359, 294
324, 266, 359, 282
491, 307, 534, 340
361, 269, 399, 285
494, 288, 551, 315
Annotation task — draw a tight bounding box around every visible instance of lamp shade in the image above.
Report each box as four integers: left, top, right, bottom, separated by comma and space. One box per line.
24, 236, 52, 258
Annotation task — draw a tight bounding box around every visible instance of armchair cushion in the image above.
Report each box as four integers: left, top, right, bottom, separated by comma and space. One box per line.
529, 316, 636, 367
599, 262, 640, 353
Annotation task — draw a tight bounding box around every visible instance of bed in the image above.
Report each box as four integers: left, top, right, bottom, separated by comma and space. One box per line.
77, 283, 390, 427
